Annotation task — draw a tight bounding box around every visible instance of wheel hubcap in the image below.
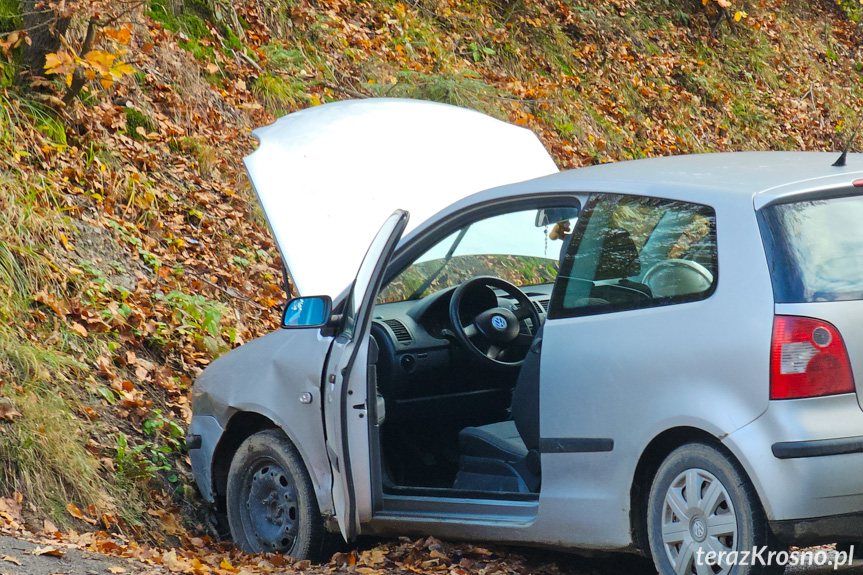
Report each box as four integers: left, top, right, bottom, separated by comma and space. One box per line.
245, 462, 299, 552
661, 468, 737, 575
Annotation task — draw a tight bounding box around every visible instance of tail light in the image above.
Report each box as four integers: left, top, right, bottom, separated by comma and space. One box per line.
771, 315, 855, 400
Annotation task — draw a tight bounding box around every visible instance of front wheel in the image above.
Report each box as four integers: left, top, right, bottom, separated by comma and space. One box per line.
226, 429, 325, 561
647, 442, 781, 575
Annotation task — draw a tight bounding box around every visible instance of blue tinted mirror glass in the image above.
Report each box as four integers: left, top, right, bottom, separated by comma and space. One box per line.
282, 296, 331, 328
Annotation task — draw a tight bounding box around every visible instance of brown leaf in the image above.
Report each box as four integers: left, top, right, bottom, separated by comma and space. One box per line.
66, 503, 97, 525
70, 322, 88, 337
1, 555, 21, 566
30, 545, 64, 557
0, 401, 21, 422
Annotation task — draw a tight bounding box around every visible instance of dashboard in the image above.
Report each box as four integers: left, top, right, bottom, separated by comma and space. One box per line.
370, 282, 554, 404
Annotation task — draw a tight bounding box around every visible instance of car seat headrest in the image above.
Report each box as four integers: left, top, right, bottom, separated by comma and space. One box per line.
594, 228, 641, 280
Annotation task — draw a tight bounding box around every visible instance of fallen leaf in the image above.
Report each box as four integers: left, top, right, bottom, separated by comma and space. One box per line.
70, 322, 88, 337
0, 401, 21, 422
1, 555, 21, 565
30, 545, 64, 557
66, 503, 97, 525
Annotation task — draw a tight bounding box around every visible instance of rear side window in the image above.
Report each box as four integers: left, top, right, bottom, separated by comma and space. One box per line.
760, 194, 863, 303
549, 194, 717, 318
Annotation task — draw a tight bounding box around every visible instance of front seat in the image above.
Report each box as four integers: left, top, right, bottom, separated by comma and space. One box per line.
453, 327, 543, 493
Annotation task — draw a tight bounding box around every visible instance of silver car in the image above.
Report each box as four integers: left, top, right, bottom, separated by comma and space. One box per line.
188, 98, 863, 575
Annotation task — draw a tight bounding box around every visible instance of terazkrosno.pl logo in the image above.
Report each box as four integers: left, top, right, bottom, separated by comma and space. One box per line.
695, 546, 855, 570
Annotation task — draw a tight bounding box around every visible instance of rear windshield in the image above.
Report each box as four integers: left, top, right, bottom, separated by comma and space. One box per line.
761, 193, 863, 303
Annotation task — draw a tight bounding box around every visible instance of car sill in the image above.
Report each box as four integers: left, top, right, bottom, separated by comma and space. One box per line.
379, 493, 538, 524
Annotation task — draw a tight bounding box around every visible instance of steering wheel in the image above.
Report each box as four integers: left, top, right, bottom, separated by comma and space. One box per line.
449, 276, 542, 369
642, 259, 714, 298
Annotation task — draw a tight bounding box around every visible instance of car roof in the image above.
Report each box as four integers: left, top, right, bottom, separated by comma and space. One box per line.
480, 151, 863, 208
566, 151, 863, 193
398, 151, 863, 248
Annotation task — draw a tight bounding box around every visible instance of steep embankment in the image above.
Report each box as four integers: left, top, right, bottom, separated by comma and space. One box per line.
0, 0, 859, 557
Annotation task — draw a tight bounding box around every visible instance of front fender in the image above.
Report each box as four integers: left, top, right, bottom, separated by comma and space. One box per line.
189, 327, 335, 515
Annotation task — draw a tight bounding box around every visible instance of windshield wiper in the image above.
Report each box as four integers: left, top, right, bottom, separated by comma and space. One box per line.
407, 225, 470, 300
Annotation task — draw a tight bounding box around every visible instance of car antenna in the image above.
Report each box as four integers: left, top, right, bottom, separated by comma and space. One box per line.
832, 114, 863, 167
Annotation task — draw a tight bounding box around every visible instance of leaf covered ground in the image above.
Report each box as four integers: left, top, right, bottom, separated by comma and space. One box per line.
1, 0, 863, 571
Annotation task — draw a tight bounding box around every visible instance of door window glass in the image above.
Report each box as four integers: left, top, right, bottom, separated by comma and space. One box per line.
549, 194, 717, 318
378, 205, 580, 303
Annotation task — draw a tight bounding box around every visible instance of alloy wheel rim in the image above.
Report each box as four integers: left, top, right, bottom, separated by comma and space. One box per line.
244, 460, 299, 553
661, 468, 737, 575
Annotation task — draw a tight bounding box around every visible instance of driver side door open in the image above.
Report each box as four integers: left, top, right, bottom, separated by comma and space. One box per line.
363, 198, 582, 522
323, 210, 409, 540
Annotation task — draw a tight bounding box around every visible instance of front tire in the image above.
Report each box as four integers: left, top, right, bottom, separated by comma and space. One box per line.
647, 442, 780, 575
226, 429, 325, 561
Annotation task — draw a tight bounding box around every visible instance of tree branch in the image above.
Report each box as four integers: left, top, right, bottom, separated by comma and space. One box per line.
62, 17, 99, 105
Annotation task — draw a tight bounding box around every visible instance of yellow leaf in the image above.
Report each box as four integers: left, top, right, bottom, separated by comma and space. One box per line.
220, 558, 237, 571
44, 50, 74, 75
59, 233, 74, 251
84, 69, 97, 80
84, 49, 116, 74
100, 77, 114, 89
109, 61, 134, 78
734, 10, 747, 21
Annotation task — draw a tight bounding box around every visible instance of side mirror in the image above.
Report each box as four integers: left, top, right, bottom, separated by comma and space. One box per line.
535, 205, 581, 227
281, 295, 332, 328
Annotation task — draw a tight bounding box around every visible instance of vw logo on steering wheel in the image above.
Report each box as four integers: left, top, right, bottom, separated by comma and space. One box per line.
491, 315, 508, 331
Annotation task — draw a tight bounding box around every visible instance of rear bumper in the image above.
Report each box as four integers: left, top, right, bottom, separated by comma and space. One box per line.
723, 394, 863, 529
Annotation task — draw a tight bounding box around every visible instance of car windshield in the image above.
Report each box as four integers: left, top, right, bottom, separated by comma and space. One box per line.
377, 208, 574, 303
761, 193, 863, 302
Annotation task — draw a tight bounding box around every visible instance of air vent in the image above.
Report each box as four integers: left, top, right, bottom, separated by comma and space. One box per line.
383, 319, 412, 343
517, 300, 549, 314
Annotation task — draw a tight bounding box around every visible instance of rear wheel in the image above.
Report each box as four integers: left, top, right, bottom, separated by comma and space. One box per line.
647, 442, 781, 575
227, 429, 325, 561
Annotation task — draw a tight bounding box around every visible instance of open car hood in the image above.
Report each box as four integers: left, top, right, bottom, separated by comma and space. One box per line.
244, 98, 558, 298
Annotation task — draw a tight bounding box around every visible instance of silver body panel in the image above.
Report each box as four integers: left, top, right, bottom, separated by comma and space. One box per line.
724, 394, 863, 520
189, 98, 863, 553
190, 328, 336, 515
